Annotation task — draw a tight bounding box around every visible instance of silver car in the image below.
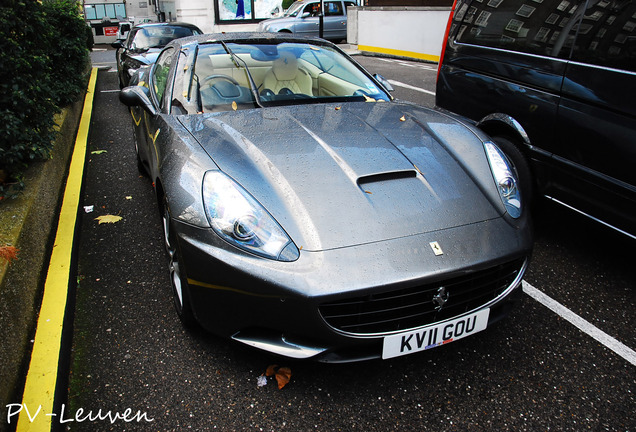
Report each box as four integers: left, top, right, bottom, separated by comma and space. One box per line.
119, 33, 533, 362
258, 0, 356, 41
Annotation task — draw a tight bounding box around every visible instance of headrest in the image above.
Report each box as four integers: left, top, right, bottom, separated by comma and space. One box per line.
272, 52, 298, 81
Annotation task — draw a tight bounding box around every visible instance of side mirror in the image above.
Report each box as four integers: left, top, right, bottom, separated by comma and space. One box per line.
111, 40, 124, 50
301, 11, 311, 18
373, 73, 394, 92
119, 86, 157, 116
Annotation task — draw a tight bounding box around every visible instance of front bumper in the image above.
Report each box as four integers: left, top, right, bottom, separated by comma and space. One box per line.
174, 215, 532, 362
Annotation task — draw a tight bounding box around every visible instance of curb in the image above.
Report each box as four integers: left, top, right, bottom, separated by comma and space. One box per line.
0, 95, 85, 420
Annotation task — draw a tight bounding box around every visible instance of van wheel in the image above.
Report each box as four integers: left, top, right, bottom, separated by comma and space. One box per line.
161, 196, 197, 328
491, 136, 534, 210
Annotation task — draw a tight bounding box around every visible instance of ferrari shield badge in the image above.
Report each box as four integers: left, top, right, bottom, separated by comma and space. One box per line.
429, 241, 443, 256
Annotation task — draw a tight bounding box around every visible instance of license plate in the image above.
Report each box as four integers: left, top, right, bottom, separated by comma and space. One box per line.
382, 309, 490, 359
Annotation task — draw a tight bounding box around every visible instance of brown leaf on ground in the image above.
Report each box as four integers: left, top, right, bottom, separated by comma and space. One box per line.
0, 245, 19, 263
275, 367, 292, 390
265, 364, 278, 377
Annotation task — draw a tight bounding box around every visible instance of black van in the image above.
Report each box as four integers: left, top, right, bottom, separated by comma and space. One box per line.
436, 0, 636, 239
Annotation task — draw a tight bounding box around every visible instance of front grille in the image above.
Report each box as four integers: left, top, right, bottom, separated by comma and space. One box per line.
319, 258, 525, 335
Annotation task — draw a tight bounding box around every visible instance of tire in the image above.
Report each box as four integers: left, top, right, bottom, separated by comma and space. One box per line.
161, 196, 197, 328
491, 136, 534, 211
134, 139, 146, 175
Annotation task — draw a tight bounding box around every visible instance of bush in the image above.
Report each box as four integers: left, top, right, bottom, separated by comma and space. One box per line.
0, 0, 90, 199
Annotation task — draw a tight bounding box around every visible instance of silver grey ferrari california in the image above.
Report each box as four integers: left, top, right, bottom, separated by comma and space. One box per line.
119, 33, 533, 362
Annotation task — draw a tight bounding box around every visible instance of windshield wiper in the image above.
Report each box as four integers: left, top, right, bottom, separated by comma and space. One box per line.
182, 45, 203, 112
220, 41, 264, 108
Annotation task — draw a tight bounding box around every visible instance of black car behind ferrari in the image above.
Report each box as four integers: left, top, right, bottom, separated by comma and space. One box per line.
112, 22, 202, 88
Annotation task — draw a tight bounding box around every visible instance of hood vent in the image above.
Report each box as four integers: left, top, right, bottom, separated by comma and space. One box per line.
357, 170, 417, 186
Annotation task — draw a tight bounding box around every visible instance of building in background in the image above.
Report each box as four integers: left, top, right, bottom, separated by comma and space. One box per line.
83, 0, 287, 42
82, 0, 452, 63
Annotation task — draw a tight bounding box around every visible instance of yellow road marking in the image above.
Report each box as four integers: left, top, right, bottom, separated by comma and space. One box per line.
16, 67, 98, 431
357, 45, 440, 63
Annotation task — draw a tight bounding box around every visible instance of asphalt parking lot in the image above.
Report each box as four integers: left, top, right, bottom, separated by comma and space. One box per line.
14, 46, 634, 432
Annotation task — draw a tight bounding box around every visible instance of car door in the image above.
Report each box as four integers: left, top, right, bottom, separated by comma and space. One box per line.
133, 47, 177, 180
323, 1, 347, 40
552, 1, 636, 234
294, 2, 321, 36
116, 30, 132, 87
118, 28, 147, 88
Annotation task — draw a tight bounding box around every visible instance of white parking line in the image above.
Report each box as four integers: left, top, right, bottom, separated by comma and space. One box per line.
377, 57, 437, 71
388, 79, 436, 96
523, 281, 636, 366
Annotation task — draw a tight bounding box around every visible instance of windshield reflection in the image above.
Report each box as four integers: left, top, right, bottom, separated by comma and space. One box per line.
177, 41, 391, 114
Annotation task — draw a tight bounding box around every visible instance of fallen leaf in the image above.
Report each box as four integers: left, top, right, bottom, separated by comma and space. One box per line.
125, 196, 132, 200
335, 106, 341, 110
95, 214, 123, 224
91, 150, 107, 155
232, 101, 238, 111
265, 364, 278, 377
275, 367, 292, 389
0, 245, 19, 262
264, 365, 292, 389
400, 115, 406, 122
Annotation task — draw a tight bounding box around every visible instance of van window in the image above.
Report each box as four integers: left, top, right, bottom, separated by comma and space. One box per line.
569, 1, 636, 72
453, 0, 587, 59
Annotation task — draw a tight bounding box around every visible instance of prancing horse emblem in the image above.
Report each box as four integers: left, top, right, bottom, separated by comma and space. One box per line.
432, 286, 449, 311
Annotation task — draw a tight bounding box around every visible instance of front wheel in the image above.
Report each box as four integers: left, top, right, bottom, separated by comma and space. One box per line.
134, 138, 146, 175
161, 197, 197, 328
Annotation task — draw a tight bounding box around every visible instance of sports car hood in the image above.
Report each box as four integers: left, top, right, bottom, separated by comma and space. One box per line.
179, 102, 504, 252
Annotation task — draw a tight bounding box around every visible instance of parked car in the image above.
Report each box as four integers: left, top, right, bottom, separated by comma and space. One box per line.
112, 22, 202, 88
119, 33, 532, 362
116, 21, 133, 41
436, 0, 636, 239
257, 0, 356, 41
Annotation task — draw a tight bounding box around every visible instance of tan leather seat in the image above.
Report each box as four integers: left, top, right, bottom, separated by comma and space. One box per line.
262, 52, 312, 96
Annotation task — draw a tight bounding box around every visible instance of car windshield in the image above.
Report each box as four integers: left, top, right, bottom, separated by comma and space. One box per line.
284, 2, 305, 16
173, 41, 390, 114
131, 26, 199, 51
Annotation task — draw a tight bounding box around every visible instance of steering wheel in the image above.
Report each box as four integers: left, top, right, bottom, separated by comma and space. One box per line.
203, 74, 240, 87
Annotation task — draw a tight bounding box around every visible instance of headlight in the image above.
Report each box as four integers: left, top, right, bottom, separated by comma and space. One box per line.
202, 171, 299, 261
484, 142, 522, 218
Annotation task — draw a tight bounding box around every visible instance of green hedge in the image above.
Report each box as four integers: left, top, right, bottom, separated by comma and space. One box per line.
0, 0, 90, 199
